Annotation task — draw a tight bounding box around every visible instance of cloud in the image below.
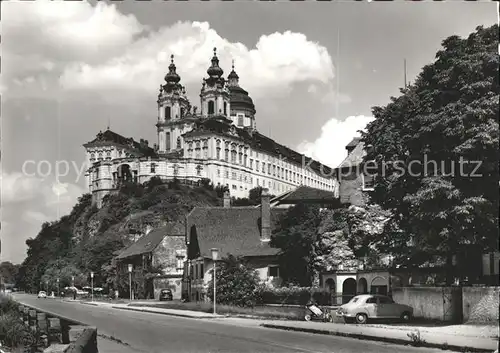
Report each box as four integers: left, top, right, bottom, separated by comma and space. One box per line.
1, 172, 86, 262
1, 172, 44, 204
2, 1, 335, 102
297, 115, 375, 168
60, 23, 334, 100
1, 0, 339, 263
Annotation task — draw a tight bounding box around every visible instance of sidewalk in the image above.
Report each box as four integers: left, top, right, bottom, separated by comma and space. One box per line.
259, 320, 498, 352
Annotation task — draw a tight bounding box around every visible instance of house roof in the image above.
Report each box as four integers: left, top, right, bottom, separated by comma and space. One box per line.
183, 116, 334, 176
337, 140, 365, 170
346, 137, 362, 148
83, 129, 157, 158
115, 222, 184, 260
269, 186, 338, 205
186, 207, 286, 259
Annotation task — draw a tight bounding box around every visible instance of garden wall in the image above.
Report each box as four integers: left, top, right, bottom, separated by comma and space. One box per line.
16, 301, 98, 353
462, 286, 499, 323
392, 286, 463, 323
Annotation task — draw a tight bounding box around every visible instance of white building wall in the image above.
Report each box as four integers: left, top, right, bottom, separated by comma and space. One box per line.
86, 130, 339, 207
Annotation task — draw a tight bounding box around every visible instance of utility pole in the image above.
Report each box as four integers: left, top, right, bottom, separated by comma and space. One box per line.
128, 264, 133, 301
90, 272, 94, 302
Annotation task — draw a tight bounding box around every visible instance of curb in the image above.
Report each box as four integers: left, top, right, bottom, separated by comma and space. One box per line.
112, 306, 224, 319
80, 302, 99, 307
62, 299, 99, 307
260, 324, 495, 353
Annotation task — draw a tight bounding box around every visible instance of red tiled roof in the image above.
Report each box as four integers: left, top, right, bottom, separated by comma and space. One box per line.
186, 207, 285, 259
116, 222, 184, 260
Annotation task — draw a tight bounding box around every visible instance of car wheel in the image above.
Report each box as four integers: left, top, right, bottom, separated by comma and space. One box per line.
304, 314, 312, 321
400, 311, 412, 322
355, 313, 368, 324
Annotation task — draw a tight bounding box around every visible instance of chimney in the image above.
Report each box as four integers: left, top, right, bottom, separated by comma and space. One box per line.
261, 188, 271, 242
223, 191, 231, 208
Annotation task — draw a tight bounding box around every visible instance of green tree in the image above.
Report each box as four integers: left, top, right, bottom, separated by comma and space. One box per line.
362, 25, 499, 283
271, 204, 323, 286
206, 255, 262, 307
0, 262, 20, 285
40, 259, 86, 292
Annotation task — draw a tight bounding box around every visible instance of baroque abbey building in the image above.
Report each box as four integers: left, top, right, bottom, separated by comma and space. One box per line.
84, 49, 338, 208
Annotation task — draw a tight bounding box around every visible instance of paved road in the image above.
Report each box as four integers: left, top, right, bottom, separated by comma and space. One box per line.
14, 294, 447, 353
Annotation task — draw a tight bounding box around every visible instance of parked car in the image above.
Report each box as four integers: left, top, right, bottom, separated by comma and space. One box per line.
336, 294, 413, 324
37, 291, 47, 298
159, 289, 173, 301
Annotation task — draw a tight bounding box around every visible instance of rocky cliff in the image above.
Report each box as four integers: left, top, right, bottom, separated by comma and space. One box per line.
17, 179, 222, 292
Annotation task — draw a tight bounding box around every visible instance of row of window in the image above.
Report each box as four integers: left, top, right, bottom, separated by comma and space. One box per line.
90, 150, 119, 162
164, 132, 182, 151
213, 149, 332, 188
206, 100, 228, 116
190, 139, 331, 187
190, 262, 204, 280
163, 106, 186, 120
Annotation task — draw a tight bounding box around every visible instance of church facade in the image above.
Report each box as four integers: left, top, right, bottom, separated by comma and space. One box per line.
84, 48, 338, 208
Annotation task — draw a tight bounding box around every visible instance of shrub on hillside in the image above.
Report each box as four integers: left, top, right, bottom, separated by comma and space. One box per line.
0, 294, 18, 315
207, 255, 262, 307
0, 294, 37, 350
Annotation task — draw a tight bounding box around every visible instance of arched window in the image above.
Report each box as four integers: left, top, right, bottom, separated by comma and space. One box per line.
231, 145, 237, 163
177, 137, 181, 149
223, 102, 227, 116
166, 132, 171, 151
165, 106, 171, 120
208, 101, 215, 115
180, 108, 185, 118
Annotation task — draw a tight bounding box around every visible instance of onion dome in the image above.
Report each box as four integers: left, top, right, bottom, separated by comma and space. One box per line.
228, 85, 256, 114
164, 55, 181, 84
207, 47, 224, 78
227, 59, 239, 86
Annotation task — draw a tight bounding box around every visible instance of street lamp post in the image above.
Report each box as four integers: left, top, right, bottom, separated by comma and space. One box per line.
90, 272, 94, 302
211, 248, 219, 315
71, 276, 75, 287
128, 264, 133, 301
57, 278, 60, 298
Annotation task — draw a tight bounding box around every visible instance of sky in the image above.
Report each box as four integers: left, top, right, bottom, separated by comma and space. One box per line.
0, 0, 497, 264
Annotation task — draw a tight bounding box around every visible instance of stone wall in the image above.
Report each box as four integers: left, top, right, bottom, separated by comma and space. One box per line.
338, 170, 365, 206
462, 286, 500, 323
16, 302, 98, 353
392, 286, 463, 323
153, 234, 186, 274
